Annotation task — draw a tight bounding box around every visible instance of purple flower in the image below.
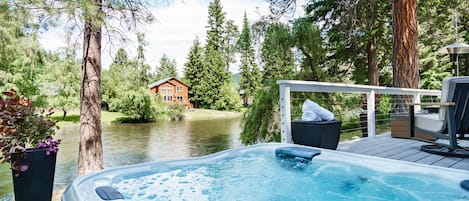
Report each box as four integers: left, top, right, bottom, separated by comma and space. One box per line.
35, 137, 61, 155
19, 164, 29, 172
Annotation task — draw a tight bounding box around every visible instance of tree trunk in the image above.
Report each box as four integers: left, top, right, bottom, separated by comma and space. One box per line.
62, 109, 67, 121
391, 0, 419, 113
368, 35, 379, 86
78, 0, 104, 176
360, 35, 379, 137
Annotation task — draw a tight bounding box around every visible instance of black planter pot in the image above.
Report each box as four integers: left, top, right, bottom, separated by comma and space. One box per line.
291, 120, 342, 150
11, 148, 57, 201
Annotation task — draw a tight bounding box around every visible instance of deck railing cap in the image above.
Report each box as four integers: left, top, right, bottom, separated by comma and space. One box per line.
276, 80, 440, 96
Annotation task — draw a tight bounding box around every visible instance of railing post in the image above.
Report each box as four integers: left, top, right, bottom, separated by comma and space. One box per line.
367, 90, 376, 137
413, 93, 421, 112
279, 84, 292, 143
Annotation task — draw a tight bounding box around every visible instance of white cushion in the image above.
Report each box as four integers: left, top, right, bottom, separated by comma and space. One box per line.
415, 113, 443, 133
439, 76, 469, 120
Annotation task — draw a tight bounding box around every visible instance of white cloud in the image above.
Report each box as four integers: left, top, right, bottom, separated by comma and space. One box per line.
38, 0, 273, 75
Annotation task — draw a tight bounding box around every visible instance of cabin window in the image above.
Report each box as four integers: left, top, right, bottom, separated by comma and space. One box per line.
163, 96, 173, 102
176, 86, 183, 92
161, 86, 173, 96
177, 96, 183, 101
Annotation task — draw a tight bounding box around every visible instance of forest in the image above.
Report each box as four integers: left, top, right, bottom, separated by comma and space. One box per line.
1, 0, 468, 174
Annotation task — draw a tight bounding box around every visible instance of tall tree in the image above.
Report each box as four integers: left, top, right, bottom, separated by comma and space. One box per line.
183, 37, 205, 108
78, 0, 104, 175
206, 0, 225, 51
222, 19, 239, 70
241, 22, 296, 144
261, 23, 295, 83
155, 54, 178, 80
136, 32, 151, 86
202, 0, 237, 110
392, 0, 419, 112
292, 17, 325, 81
307, 0, 392, 85
237, 13, 261, 106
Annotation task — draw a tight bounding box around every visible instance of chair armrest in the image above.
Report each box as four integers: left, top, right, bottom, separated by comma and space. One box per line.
409, 102, 455, 106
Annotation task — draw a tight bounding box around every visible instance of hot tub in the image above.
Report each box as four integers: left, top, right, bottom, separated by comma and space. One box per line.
62, 143, 469, 201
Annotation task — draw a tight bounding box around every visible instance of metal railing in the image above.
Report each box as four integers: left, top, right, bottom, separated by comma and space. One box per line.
277, 80, 441, 143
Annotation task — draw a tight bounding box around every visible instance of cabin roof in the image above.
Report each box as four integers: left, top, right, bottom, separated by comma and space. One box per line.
148, 77, 188, 88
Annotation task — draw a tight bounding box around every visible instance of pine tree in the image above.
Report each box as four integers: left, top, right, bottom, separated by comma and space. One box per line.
261, 23, 295, 83
206, 0, 225, 51
202, 0, 239, 110
222, 19, 239, 70
183, 37, 205, 108
136, 32, 151, 86
155, 54, 178, 80
237, 13, 261, 106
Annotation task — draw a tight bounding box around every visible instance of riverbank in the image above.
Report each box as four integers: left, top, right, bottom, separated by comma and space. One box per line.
51, 109, 243, 125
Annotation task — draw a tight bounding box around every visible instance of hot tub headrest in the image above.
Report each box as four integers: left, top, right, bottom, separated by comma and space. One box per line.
461, 180, 469, 191
275, 146, 321, 160
95, 186, 124, 200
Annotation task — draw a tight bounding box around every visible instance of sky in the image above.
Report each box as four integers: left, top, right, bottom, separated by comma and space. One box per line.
39, 0, 274, 75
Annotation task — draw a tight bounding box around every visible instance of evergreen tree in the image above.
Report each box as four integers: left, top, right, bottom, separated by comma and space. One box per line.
261, 23, 295, 83
237, 13, 261, 106
292, 17, 325, 81
201, 0, 239, 110
307, 0, 392, 85
202, 46, 227, 107
392, 0, 419, 113
155, 54, 178, 80
222, 19, 239, 70
183, 37, 205, 108
136, 32, 152, 86
241, 22, 296, 144
206, 0, 225, 51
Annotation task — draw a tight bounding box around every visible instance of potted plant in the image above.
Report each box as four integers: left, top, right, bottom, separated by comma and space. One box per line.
0, 89, 60, 201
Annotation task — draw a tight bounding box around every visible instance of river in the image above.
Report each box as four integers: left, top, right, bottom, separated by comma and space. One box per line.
0, 116, 243, 200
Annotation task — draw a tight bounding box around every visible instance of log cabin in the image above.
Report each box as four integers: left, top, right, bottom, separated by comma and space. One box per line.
148, 77, 191, 108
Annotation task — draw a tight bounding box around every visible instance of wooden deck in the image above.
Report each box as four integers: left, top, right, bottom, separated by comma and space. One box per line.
337, 133, 469, 171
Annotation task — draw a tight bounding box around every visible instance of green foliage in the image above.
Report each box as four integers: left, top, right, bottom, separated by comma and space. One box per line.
155, 54, 178, 80
237, 13, 261, 105
206, 0, 226, 51
102, 46, 159, 122
292, 18, 325, 81
222, 19, 239, 69
180, 0, 241, 111
417, 0, 468, 88
213, 82, 242, 111
109, 88, 157, 121
241, 84, 280, 144
0, 3, 46, 101
45, 50, 80, 120
167, 104, 185, 121
261, 23, 295, 82
184, 37, 205, 108
308, 0, 392, 84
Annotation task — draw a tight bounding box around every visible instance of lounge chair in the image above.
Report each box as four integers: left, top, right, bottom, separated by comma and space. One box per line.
409, 76, 469, 158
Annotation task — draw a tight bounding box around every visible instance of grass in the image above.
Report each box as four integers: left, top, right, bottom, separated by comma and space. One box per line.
184, 109, 242, 120
51, 108, 243, 125
51, 110, 128, 125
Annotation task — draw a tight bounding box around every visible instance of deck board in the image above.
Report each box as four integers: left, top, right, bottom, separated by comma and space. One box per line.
337, 134, 469, 172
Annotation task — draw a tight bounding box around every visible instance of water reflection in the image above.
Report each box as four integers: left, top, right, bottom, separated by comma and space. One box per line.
0, 116, 242, 200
